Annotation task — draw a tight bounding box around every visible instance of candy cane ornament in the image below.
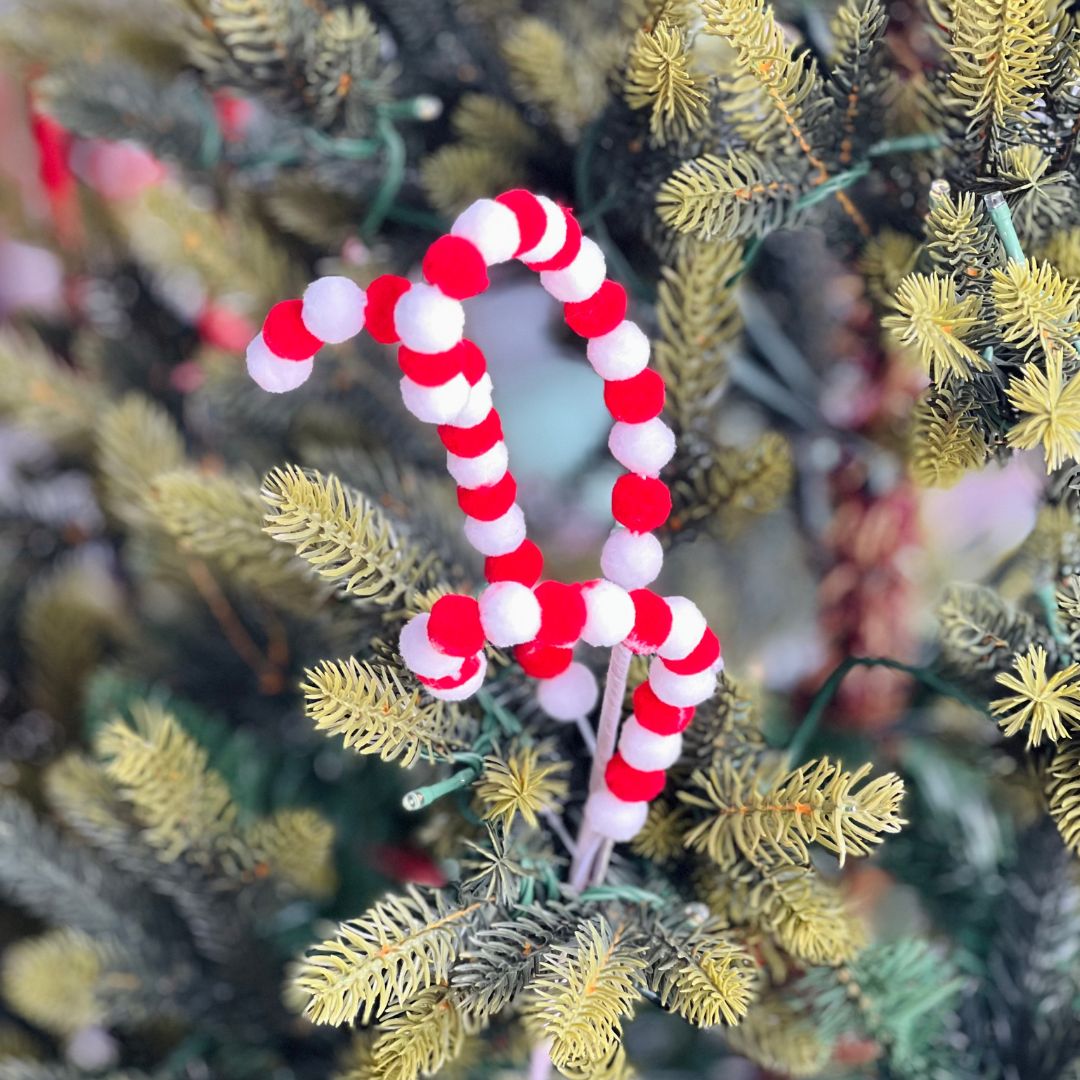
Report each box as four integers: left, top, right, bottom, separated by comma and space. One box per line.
245, 189, 724, 847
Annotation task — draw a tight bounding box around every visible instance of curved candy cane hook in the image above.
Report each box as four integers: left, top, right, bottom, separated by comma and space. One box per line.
247, 189, 724, 843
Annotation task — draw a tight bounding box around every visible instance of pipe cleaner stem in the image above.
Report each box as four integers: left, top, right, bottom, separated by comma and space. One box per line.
567, 644, 632, 890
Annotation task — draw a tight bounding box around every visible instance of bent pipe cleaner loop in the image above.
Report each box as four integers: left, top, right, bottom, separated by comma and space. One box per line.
246, 189, 725, 843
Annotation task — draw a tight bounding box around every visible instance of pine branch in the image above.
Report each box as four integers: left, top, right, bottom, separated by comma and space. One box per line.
653, 238, 742, 438
261, 465, 444, 609
96, 395, 186, 529
302, 657, 473, 766
909, 387, 989, 489
523, 918, 646, 1074
623, 18, 708, 145
96, 701, 237, 861
0, 328, 104, 452
643, 915, 756, 1028
724, 994, 829, 1076
365, 987, 470, 1080
679, 756, 906, 868
938, 582, 1048, 678
244, 808, 337, 896
0, 793, 154, 947
294, 888, 482, 1026
701, 860, 865, 966
150, 468, 326, 615
449, 901, 583, 1017
657, 150, 808, 240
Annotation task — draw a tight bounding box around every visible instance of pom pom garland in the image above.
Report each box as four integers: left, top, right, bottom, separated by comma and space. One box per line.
427, 595, 485, 658
626, 589, 674, 655
540, 237, 607, 303
584, 790, 649, 842
479, 581, 542, 647
608, 418, 676, 476
364, 275, 411, 343
485, 540, 544, 586
618, 718, 683, 771
534, 581, 588, 648
422, 235, 489, 299
246, 334, 313, 393
580, 580, 635, 648
245, 188, 736, 849
587, 321, 651, 381
611, 474, 672, 532
302, 277, 366, 343
451, 198, 520, 264
394, 283, 465, 354
446, 442, 509, 488
564, 279, 627, 338
600, 528, 664, 589
632, 682, 695, 735
263, 299, 322, 360
537, 661, 599, 721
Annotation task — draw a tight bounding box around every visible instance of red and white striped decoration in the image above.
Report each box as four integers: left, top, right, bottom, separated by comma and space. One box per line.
245, 189, 724, 844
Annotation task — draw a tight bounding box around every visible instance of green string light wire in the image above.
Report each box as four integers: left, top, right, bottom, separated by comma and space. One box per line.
786, 656, 989, 767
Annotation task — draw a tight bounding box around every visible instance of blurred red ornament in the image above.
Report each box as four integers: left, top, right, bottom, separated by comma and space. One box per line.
197, 302, 257, 353
370, 844, 446, 887
212, 91, 256, 143
29, 108, 80, 245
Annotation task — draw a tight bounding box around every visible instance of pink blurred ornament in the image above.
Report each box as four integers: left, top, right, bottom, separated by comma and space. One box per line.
70, 139, 166, 201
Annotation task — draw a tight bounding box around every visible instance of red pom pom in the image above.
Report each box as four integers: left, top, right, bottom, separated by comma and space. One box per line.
605, 752, 666, 802
457, 472, 518, 521
417, 653, 482, 690
485, 540, 544, 586
564, 280, 627, 338
423, 235, 490, 299
662, 628, 721, 675
398, 343, 466, 387
438, 409, 503, 457
365, 275, 411, 344
262, 300, 322, 361
427, 595, 486, 657
611, 474, 671, 532
626, 589, 674, 655
515, 641, 573, 678
632, 682, 694, 735
533, 580, 588, 648
496, 189, 547, 255
604, 368, 666, 423
459, 339, 487, 385
526, 207, 582, 272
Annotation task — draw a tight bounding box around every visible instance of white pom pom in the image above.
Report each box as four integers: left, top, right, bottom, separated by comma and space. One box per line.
519, 195, 567, 263
657, 596, 707, 662
394, 283, 465, 353
447, 442, 509, 488
608, 419, 676, 476
580, 579, 635, 647
451, 198, 520, 264
587, 321, 650, 381
426, 655, 487, 702
540, 238, 607, 303
452, 372, 493, 427
464, 504, 527, 556
478, 580, 541, 647
537, 661, 600, 721
600, 528, 664, 589
399, 374, 471, 424
584, 789, 648, 841
246, 334, 313, 393
648, 658, 717, 707
618, 717, 683, 771
399, 613, 463, 679
301, 276, 366, 343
